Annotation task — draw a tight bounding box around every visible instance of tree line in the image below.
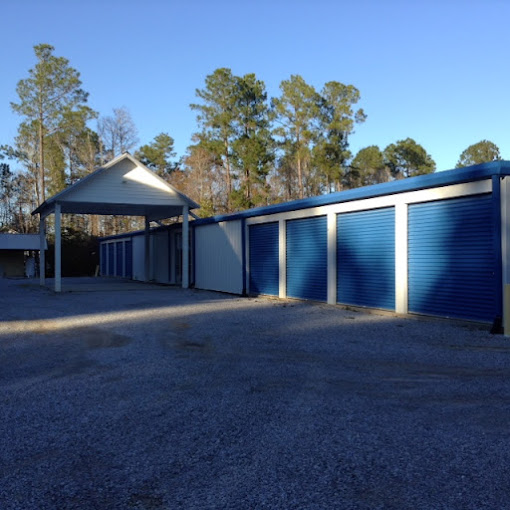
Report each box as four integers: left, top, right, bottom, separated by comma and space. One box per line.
0, 44, 504, 234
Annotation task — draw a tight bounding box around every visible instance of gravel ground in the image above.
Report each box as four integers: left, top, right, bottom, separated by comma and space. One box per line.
1, 277, 510, 510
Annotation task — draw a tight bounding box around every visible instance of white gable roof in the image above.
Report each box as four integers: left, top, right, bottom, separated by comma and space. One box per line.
33, 153, 199, 221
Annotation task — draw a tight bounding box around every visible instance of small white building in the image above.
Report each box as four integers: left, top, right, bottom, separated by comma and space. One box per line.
0, 234, 47, 277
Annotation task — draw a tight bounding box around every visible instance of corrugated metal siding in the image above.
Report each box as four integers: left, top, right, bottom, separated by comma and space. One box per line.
107, 243, 115, 276
408, 194, 496, 322
194, 221, 243, 294
249, 222, 279, 296
167, 232, 175, 283
100, 243, 107, 276
286, 216, 327, 301
115, 241, 124, 277
337, 207, 395, 309
153, 231, 169, 283
132, 235, 145, 281
174, 231, 182, 285
125, 240, 133, 278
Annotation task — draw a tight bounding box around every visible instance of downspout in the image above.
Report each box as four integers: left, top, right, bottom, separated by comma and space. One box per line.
241, 218, 246, 296
492, 175, 503, 332
191, 222, 196, 288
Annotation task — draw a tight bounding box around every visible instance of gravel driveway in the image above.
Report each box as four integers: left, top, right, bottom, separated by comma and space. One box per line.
1, 278, 509, 509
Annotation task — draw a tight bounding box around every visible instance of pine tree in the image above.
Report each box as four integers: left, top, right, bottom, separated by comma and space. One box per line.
135, 133, 176, 177
272, 75, 319, 199
457, 140, 501, 167
11, 44, 94, 203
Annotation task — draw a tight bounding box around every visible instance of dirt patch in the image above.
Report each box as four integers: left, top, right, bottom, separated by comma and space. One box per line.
172, 320, 191, 330
77, 327, 132, 349
174, 338, 213, 354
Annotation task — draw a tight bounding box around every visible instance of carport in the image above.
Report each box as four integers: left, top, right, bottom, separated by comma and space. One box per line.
32, 153, 199, 292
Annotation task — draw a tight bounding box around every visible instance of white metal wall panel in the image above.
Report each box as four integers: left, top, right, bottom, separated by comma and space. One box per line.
153, 231, 169, 283
132, 235, 145, 281
194, 220, 243, 294
125, 240, 133, 279
174, 231, 182, 285
168, 231, 176, 284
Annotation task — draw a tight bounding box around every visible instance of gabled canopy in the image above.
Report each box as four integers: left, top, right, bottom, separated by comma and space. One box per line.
32, 153, 196, 292
32, 152, 199, 221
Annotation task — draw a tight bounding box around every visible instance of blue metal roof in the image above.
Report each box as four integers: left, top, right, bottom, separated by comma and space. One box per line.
193, 161, 510, 226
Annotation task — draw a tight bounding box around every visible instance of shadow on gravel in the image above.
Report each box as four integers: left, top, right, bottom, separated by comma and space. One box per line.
1, 280, 510, 509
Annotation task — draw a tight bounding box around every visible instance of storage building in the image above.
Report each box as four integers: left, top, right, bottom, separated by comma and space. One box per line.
100, 161, 510, 326
99, 223, 184, 284
0, 234, 47, 277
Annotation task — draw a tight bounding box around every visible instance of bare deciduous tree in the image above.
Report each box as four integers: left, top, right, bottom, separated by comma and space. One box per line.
98, 107, 138, 163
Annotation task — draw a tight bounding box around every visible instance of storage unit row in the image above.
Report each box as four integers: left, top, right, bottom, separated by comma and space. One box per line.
100, 162, 510, 326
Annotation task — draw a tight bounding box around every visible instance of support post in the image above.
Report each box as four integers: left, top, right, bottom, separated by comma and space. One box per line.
144, 217, 150, 282
502, 177, 509, 335
278, 219, 286, 298
395, 202, 408, 314
245, 221, 250, 294
54, 203, 62, 292
241, 218, 246, 295
493, 175, 503, 322
39, 215, 46, 286
182, 206, 189, 289
327, 212, 337, 305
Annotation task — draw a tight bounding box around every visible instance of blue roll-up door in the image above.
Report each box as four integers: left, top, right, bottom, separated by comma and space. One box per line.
337, 207, 395, 310
125, 240, 133, 279
115, 241, 124, 277
107, 243, 115, 276
249, 222, 279, 296
286, 216, 327, 301
408, 194, 496, 322
100, 243, 107, 276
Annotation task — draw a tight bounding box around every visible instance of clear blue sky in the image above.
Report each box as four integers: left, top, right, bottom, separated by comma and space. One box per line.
1, 0, 509, 172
